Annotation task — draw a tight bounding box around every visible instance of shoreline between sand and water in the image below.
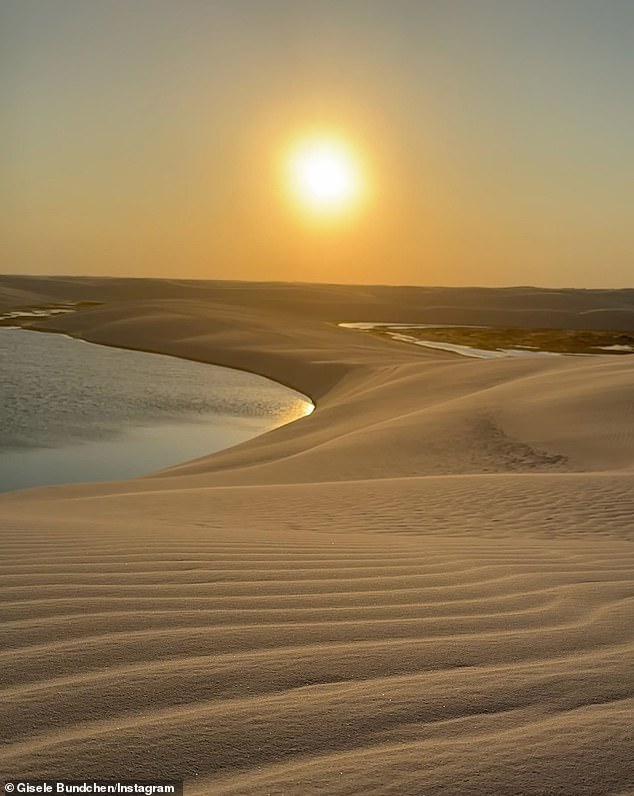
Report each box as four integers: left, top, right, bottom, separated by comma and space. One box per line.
0, 323, 314, 493
338, 322, 634, 359
0, 279, 632, 796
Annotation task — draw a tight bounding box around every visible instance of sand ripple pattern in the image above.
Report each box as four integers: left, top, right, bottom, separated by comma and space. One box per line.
1, 525, 633, 795
1, 284, 634, 794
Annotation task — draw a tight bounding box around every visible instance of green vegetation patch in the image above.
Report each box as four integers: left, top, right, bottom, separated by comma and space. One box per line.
374, 326, 634, 354
0, 302, 102, 328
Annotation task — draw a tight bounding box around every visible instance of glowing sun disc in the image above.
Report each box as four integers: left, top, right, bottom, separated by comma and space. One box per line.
287, 138, 363, 214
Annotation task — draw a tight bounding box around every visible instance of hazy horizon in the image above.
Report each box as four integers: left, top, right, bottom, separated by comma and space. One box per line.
3, 0, 633, 288
3, 272, 634, 293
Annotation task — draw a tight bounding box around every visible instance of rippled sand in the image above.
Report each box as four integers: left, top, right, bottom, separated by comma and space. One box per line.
1, 278, 633, 795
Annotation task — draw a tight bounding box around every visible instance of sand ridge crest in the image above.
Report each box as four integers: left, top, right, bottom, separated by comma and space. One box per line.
1, 278, 633, 795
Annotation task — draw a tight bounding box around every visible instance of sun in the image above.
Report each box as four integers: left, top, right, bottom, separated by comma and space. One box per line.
286, 136, 364, 216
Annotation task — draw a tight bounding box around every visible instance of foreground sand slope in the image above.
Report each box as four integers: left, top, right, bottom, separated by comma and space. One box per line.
1, 279, 633, 795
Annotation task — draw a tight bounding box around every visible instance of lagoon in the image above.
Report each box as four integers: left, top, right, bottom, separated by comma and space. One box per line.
0, 328, 312, 492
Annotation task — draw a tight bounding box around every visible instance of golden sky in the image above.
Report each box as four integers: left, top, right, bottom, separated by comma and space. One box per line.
2, 0, 633, 286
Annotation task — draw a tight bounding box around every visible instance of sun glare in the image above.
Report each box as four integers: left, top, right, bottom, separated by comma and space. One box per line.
287, 136, 364, 217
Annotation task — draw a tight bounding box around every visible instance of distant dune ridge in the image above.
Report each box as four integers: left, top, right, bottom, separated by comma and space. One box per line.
1, 277, 633, 795
2, 275, 634, 331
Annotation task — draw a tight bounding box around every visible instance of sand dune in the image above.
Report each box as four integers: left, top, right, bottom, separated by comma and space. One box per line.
1, 279, 633, 795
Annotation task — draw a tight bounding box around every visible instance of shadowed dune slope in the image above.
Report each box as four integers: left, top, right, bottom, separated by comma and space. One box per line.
1, 277, 633, 795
